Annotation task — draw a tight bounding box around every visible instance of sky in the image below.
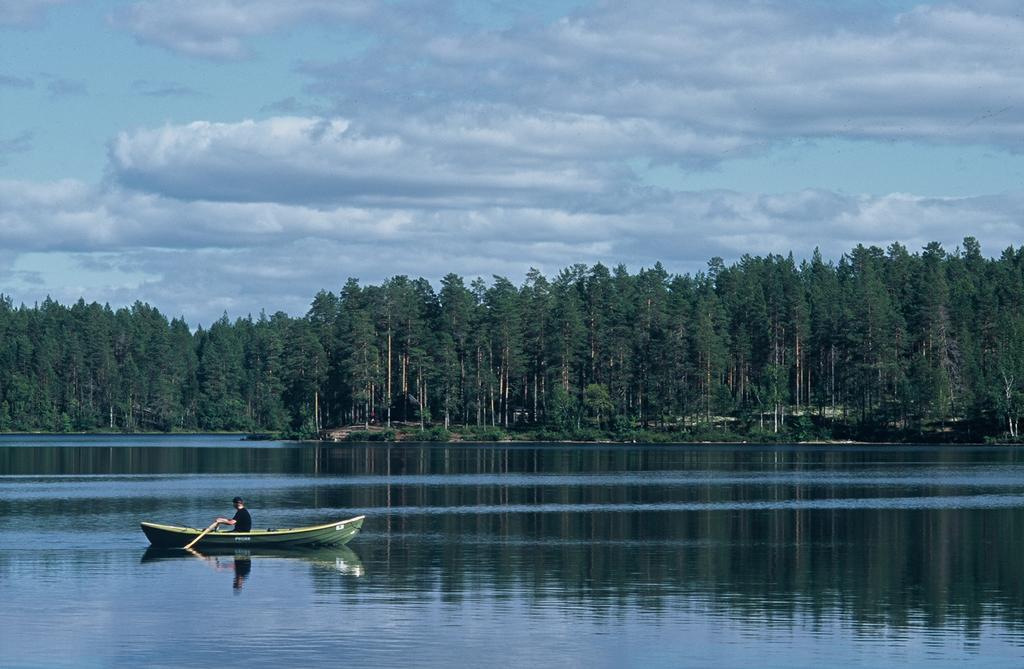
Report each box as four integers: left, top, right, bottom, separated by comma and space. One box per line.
2, 0, 1024, 325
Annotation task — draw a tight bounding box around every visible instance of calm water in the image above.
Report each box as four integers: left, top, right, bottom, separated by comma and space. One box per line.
2, 436, 1024, 668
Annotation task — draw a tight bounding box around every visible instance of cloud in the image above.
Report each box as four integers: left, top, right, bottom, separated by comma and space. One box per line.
0, 74, 34, 89
108, 115, 643, 208
112, 0, 377, 59
46, 77, 87, 97
3, 175, 1024, 324
0, 131, 33, 163
131, 79, 202, 98
0, 0, 71, 27
297, 0, 1024, 156
259, 96, 324, 115
107, 1, 1024, 187
9, 1, 1024, 323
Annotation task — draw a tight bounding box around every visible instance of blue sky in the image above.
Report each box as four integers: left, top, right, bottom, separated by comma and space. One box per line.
2, 0, 1024, 325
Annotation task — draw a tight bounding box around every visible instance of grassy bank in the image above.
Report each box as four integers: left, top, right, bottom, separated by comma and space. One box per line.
316, 419, 1018, 445
4, 424, 1015, 445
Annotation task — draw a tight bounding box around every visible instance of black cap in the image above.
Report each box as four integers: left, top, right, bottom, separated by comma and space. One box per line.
232, 497, 244, 504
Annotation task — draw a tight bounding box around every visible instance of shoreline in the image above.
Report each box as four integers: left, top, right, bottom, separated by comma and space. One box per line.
0, 430, 1018, 447
0, 430, 249, 437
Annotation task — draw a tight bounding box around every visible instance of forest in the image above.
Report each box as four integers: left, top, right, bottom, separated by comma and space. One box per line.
1, 237, 1023, 442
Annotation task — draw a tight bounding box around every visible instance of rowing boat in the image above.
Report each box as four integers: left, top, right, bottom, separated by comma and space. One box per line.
140, 515, 365, 549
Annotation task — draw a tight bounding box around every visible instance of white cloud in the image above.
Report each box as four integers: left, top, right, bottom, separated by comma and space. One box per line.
299, 0, 1024, 154
3, 175, 1024, 324
108, 1, 1024, 187
113, 0, 377, 59
109, 116, 639, 207
10, 1, 1024, 322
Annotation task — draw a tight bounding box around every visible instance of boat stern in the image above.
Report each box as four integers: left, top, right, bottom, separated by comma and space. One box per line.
140, 522, 196, 548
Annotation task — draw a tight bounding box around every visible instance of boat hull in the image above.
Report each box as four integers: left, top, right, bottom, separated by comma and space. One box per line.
140, 516, 365, 549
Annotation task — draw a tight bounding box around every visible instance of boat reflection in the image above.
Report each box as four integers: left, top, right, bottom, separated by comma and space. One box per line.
140, 545, 365, 589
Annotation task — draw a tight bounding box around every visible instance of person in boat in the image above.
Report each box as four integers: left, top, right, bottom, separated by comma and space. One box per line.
215, 496, 252, 533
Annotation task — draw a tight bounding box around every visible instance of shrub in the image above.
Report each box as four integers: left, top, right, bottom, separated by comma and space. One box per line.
411, 426, 451, 442
345, 429, 397, 442
460, 425, 508, 441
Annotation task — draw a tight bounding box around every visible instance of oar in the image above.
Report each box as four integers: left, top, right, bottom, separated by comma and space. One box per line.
184, 522, 219, 550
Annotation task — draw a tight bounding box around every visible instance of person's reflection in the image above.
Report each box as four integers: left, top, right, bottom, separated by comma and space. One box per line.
233, 557, 251, 592
203, 552, 253, 592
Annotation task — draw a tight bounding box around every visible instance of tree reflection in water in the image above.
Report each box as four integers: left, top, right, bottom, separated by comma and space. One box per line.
18, 441, 1024, 631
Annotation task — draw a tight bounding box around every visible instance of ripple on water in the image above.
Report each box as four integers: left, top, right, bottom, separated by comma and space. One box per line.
4, 442, 1024, 668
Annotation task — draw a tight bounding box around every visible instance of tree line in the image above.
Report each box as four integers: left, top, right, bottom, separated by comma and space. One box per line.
1, 237, 1023, 441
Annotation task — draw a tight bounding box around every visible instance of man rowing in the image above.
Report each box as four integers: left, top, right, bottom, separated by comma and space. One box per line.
214, 496, 252, 533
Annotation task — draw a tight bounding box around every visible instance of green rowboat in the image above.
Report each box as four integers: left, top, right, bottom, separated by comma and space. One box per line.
140, 515, 365, 549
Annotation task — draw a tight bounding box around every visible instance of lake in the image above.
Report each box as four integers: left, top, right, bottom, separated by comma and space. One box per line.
1, 435, 1023, 668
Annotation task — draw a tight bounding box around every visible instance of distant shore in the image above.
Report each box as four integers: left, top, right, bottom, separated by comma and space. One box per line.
313, 424, 1020, 446
0, 430, 249, 437
1, 428, 1019, 446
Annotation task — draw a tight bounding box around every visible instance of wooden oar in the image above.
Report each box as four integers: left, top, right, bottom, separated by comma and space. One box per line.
184, 522, 219, 550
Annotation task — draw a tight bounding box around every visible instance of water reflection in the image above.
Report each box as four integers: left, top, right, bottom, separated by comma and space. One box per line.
4, 441, 1024, 667
5, 440, 1024, 477
139, 544, 366, 589
233, 557, 251, 590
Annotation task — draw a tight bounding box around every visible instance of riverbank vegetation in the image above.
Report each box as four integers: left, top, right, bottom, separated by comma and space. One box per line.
1, 238, 1023, 443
